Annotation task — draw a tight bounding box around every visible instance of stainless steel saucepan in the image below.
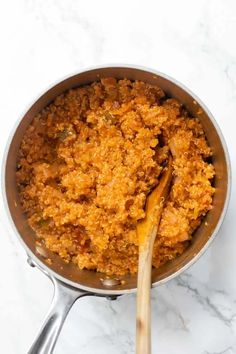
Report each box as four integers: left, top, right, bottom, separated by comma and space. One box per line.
2, 65, 231, 354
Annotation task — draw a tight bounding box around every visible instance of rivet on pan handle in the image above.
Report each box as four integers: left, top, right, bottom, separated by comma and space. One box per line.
28, 276, 92, 354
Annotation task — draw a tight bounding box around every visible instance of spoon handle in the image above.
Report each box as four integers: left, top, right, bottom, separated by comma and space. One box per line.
136, 227, 157, 354
136, 157, 173, 354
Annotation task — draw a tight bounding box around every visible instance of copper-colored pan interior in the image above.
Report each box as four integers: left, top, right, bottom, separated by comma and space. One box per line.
4, 67, 230, 294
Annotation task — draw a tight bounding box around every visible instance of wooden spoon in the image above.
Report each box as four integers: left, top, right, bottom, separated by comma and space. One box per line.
136, 156, 173, 354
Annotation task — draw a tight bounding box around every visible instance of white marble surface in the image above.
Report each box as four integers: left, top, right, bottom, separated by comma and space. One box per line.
0, 0, 235, 353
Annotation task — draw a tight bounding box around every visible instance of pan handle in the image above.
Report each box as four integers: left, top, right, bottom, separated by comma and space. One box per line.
28, 276, 91, 354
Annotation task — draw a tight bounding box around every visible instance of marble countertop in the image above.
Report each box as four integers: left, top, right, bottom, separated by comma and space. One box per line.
0, 0, 235, 353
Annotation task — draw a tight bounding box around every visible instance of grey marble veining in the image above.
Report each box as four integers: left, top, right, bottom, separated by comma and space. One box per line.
0, 0, 235, 353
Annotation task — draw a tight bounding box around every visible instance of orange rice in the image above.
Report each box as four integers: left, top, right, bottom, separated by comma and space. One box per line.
17, 78, 215, 275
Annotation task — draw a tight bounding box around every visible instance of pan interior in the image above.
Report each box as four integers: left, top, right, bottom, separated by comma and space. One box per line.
4, 67, 229, 294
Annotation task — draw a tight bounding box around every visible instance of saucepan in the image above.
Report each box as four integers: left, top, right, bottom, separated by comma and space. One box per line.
2, 65, 231, 354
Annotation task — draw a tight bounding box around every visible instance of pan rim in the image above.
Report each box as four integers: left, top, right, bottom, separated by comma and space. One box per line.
1, 63, 232, 295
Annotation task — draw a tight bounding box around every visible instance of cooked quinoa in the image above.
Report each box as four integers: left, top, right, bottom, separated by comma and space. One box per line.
17, 78, 215, 275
